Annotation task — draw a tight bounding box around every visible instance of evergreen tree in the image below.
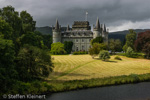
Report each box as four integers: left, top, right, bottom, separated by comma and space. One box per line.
64, 41, 73, 54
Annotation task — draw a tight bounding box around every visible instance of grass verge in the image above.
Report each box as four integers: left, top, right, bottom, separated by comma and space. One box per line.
47, 73, 150, 93
2, 73, 150, 98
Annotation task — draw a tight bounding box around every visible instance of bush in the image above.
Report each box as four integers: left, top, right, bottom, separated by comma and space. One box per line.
114, 56, 122, 60
126, 47, 137, 58
117, 53, 126, 56
99, 50, 110, 61
73, 51, 88, 55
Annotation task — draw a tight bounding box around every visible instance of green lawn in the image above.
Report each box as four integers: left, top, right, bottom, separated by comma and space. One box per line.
48, 55, 150, 81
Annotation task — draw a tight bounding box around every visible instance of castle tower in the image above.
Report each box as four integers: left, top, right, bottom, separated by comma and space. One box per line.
102, 24, 108, 44
67, 24, 70, 31
102, 24, 106, 37
52, 19, 61, 43
93, 17, 101, 38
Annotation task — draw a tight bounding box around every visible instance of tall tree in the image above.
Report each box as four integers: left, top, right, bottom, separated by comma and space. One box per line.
89, 43, 106, 58
19, 32, 43, 48
20, 11, 36, 33
0, 6, 22, 39
123, 29, 136, 52
135, 30, 150, 58
109, 39, 122, 54
0, 38, 17, 93
16, 45, 53, 81
0, 17, 13, 39
64, 41, 73, 54
35, 31, 52, 49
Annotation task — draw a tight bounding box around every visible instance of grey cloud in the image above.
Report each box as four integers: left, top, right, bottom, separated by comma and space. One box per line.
1, 0, 150, 31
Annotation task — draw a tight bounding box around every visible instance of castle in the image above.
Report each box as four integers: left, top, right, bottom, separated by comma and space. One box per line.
52, 18, 108, 52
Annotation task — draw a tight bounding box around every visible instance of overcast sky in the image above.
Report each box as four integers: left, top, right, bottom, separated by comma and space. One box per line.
0, 0, 150, 32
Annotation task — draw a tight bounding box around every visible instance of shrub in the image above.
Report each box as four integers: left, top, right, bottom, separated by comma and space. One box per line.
73, 51, 88, 55
99, 50, 110, 61
117, 53, 126, 56
114, 56, 122, 60
126, 47, 137, 58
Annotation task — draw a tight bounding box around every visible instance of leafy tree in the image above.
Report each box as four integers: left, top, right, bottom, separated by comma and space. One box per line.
0, 6, 37, 55
19, 32, 43, 48
42, 35, 52, 49
0, 5, 53, 95
135, 31, 150, 58
34, 31, 52, 49
16, 45, 53, 81
89, 43, 106, 58
142, 43, 150, 58
109, 39, 122, 54
91, 36, 103, 45
20, 11, 36, 33
0, 17, 13, 39
123, 29, 136, 52
51, 42, 66, 55
0, 6, 22, 39
0, 38, 17, 93
99, 50, 110, 61
64, 41, 73, 54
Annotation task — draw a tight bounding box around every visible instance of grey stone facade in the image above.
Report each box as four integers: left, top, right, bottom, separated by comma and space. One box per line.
52, 18, 108, 52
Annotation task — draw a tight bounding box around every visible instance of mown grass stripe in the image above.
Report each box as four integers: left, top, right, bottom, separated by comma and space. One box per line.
52, 60, 96, 80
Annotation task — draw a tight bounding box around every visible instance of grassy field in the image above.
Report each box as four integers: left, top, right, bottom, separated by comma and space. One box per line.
48, 55, 150, 81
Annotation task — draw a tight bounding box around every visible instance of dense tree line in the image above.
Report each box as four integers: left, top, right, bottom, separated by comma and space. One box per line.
134, 30, 150, 58
0, 6, 53, 95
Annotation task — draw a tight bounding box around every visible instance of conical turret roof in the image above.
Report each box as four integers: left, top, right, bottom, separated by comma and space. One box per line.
67, 25, 70, 31
96, 17, 100, 29
55, 19, 59, 30
104, 24, 106, 32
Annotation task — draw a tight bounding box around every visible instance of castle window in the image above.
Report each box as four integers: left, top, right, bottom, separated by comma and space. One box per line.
76, 39, 78, 43
82, 39, 84, 42
89, 39, 91, 42
76, 46, 78, 51
82, 45, 84, 50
